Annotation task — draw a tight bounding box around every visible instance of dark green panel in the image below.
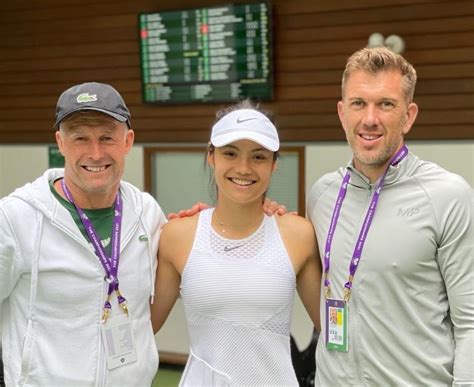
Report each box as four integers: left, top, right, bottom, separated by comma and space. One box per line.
138, 2, 273, 104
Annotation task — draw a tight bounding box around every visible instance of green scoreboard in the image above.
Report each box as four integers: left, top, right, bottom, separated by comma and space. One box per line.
139, 2, 273, 103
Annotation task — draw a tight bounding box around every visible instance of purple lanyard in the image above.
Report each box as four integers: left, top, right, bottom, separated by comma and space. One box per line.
323, 145, 408, 301
61, 179, 128, 321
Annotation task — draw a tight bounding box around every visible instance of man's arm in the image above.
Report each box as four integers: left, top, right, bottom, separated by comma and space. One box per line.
437, 183, 473, 385
0, 203, 22, 305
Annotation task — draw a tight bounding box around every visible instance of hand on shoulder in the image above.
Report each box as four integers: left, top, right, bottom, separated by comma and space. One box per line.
262, 198, 298, 216
167, 202, 211, 220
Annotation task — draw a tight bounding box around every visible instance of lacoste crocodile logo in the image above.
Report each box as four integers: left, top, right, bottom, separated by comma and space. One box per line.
76, 93, 97, 103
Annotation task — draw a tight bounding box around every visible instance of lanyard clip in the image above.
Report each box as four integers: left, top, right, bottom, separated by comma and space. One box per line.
343, 275, 353, 302
101, 295, 112, 324
119, 300, 129, 316
116, 289, 129, 316
324, 285, 331, 299
323, 273, 331, 299
343, 287, 352, 302
102, 307, 111, 324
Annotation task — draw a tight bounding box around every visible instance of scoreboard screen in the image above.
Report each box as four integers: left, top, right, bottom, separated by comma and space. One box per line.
138, 2, 273, 103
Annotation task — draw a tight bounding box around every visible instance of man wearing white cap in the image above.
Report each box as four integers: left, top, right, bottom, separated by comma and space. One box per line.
0, 82, 167, 386
152, 100, 321, 386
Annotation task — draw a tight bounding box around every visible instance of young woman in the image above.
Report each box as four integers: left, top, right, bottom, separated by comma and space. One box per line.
152, 101, 321, 386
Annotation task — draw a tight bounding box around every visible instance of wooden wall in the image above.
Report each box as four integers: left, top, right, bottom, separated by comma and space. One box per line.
0, 0, 473, 144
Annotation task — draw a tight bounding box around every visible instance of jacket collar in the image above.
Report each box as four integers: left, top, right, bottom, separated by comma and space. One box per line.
12, 169, 143, 249
342, 151, 419, 189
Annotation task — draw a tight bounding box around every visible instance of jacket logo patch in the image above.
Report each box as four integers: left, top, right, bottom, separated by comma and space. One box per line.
138, 235, 148, 242
397, 208, 419, 216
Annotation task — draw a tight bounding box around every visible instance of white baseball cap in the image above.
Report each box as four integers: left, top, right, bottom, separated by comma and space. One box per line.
210, 109, 279, 152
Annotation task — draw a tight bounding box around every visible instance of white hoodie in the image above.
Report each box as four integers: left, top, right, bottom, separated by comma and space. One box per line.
0, 169, 166, 386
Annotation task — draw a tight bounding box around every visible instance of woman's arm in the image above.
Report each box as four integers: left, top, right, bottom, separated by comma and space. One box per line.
296, 232, 322, 331
277, 214, 322, 331
151, 216, 196, 333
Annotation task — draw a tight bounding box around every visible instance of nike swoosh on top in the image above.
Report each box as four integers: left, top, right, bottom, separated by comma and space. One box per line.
224, 245, 244, 252
236, 117, 258, 124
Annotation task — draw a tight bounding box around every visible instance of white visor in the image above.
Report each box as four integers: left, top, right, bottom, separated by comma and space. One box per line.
210, 109, 279, 152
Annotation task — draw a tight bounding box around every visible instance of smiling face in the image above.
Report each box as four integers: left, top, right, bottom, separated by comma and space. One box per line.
338, 69, 418, 182
55, 113, 134, 208
207, 139, 276, 207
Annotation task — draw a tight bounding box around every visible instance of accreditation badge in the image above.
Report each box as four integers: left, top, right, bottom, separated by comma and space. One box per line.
325, 298, 348, 352
101, 314, 138, 369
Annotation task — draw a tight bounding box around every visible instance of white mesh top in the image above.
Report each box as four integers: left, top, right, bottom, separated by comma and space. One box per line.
179, 208, 298, 386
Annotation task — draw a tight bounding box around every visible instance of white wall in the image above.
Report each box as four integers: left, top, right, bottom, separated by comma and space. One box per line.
1, 140, 473, 354
0, 146, 49, 198
305, 140, 474, 190
3, 140, 472, 199
0, 146, 144, 198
